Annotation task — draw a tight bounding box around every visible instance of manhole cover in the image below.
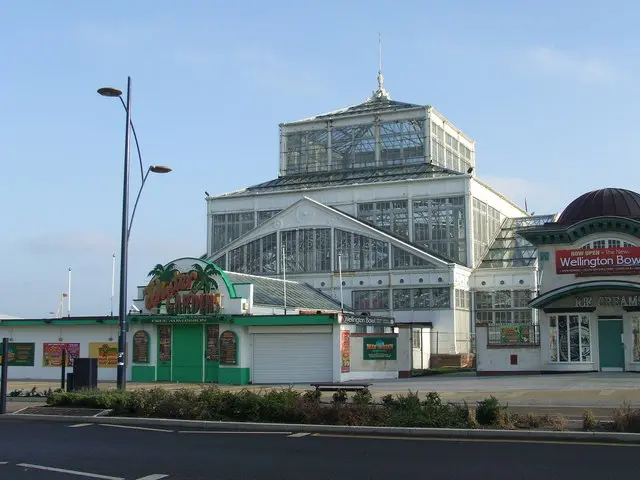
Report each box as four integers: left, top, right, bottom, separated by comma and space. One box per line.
13, 406, 110, 417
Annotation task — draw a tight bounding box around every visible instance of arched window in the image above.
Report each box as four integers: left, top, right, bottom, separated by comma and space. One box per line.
580, 238, 636, 249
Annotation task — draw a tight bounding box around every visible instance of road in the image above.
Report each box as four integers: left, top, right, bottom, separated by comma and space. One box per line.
1, 419, 639, 479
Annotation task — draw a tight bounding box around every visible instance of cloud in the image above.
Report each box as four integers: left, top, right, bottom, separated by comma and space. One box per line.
521, 46, 620, 85
479, 175, 569, 216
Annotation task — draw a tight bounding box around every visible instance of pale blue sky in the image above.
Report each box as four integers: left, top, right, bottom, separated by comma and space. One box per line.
2, 0, 638, 317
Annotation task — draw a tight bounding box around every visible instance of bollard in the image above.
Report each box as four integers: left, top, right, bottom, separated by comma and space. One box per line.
61, 349, 67, 390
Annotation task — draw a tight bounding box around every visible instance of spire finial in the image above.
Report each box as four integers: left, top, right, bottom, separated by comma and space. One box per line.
371, 32, 390, 101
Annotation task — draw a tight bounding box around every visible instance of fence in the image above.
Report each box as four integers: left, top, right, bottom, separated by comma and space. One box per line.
410, 329, 475, 370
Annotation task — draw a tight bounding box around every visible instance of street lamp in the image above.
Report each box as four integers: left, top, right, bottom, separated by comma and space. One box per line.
98, 77, 171, 390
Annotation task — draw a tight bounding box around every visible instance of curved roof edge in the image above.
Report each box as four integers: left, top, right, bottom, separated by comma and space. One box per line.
529, 280, 640, 309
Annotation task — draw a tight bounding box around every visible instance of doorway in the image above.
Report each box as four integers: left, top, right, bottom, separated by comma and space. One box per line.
172, 325, 205, 382
598, 318, 625, 371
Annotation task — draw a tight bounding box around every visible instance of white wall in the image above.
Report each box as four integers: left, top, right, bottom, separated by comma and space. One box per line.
340, 332, 399, 381
470, 267, 537, 291
475, 326, 542, 373
0, 324, 120, 381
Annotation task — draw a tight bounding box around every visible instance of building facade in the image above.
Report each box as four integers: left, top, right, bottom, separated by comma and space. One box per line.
0, 257, 405, 383
476, 188, 640, 374
205, 77, 537, 366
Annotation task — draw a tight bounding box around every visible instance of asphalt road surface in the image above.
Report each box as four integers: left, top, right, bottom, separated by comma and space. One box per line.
1, 419, 639, 479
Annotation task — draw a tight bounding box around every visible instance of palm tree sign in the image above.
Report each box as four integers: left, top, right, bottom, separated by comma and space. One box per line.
190, 263, 220, 293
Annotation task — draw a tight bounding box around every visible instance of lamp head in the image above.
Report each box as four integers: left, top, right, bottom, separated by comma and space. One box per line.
150, 165, 172, 174
97, 87, 123, 97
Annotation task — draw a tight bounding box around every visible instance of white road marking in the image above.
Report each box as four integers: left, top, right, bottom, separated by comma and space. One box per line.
98, 424, 173, 433
68, 423, 92, 428
10, 407, 29, 415
0, 462, 8, 465
178, 430, 291, 435
135, 475, 170, 480
288, 432, 311, 438
17, 463, 124, 480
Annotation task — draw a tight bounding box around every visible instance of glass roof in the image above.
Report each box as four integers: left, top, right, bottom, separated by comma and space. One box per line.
224, 271, 348, 311
478, 215, 556, 269
214, 164, 462, 198
288, 97, 424, 124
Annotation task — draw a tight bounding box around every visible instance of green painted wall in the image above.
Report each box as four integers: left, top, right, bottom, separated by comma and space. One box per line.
132, 366, 156, 382
219, 367, 250, 385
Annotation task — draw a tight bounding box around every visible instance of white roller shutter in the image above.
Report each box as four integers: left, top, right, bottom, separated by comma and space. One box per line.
252, 333, 333, 384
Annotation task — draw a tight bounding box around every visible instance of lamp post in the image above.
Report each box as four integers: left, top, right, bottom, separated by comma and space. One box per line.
98, 77, 171, 390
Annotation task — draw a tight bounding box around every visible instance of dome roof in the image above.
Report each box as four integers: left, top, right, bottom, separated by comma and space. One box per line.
556, 188, 640, 224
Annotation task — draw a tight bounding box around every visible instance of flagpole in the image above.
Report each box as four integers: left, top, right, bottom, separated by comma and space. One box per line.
67, 267, 72, 317
111, 254, 116, 317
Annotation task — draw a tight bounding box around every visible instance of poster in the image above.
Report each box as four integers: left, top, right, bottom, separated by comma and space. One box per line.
0, 343, 35, 366
42, 343, 80, 367
133, 331, 150, 363
363, 337, 397, 361
219, 330, 237, 365
340, 330, 351, 373
500, 325, 532, 344
89, 342, 118, 368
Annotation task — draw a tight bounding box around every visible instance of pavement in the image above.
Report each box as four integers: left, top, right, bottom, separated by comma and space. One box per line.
1, 418, 639, 479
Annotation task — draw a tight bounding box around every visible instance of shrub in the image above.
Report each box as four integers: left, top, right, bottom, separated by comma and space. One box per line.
612, 403, 640, 433
302, 389, 322, 403
520, 412, 541, 429
539, 413, 568, 431
475, 396, 503, 426
583, 409, 598, 431
352, 388, 373, 405
332, 390, 348, 404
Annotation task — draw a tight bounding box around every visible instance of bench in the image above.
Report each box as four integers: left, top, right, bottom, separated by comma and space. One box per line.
310, 382, 372, 393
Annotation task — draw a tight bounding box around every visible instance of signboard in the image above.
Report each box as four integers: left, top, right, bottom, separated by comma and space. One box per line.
219, 330, 238, 365
132, 331, 150, 363
340, 330, 351, 373
43, 343, 80, 367
144, 262, 222, 315
206, 325, 220, 362
499, 325, 533, 344
363, 337, 397, 361
88, 342, 118, 368
150, 317, 209, 324
343, 314, 395, 326
556, 247, 640, 276
0, 343, 35, 366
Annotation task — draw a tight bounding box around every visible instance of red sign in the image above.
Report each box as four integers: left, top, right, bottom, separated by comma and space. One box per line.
556, 247, 640, 276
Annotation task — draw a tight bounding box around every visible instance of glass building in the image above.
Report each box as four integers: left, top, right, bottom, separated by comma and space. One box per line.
205, 73, 552, 361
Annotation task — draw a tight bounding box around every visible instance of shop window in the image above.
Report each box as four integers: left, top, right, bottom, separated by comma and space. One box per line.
412, 329, 422, 348
632, 316, 640, 363
549, 314, 591, 363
